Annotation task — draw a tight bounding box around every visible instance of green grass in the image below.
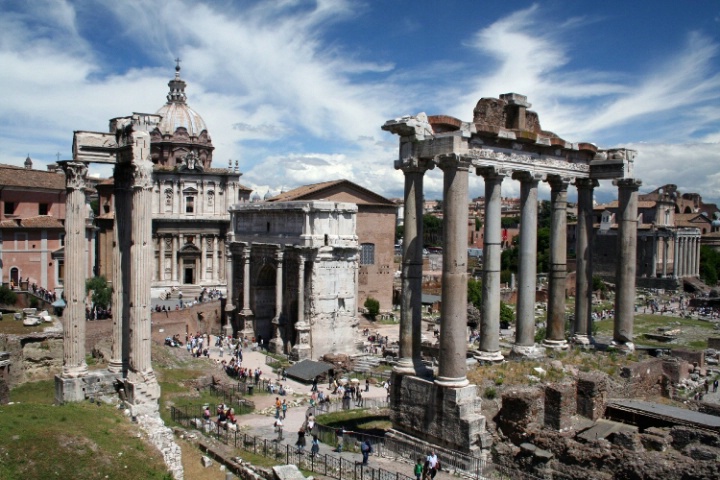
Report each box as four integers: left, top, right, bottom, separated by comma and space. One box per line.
1, 381, 171, 480
0, 313, 49, 334
592, 314, 714, 351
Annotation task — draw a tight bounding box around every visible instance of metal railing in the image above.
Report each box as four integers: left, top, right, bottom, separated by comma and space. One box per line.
170, 405, 415, 480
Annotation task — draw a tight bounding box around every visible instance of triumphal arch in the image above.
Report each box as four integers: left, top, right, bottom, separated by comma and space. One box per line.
55, 113, 161, 414
383, 93, 638, 456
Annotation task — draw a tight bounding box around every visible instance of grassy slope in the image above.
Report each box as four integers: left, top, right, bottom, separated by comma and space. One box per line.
0, 381, 171, 480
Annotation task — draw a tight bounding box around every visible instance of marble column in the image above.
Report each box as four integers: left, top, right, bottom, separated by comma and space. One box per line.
650, 231, 658, 277
395, 160, 430, 375
292, 253, 311, 360
694, 237, 700, 276
436, 155, 469, 388
171, 236, 178, 282
673, 234, 679, 279
200, 235, 207, 282
544, 176, 570, 350
613, 178, 642, 351
129, 159, 157, 374
61, 162, 89, 381
108, 163, 132, 375
212, 236, 219, 283
573, 178, 597, 345
158, 234, 165, 281
269, 249, 285, 354
239, 245, 255, 337
475, 167, 506, 362
677, 237, 685, 277
512, 171, 544, 357
224, 240, 235, 337
662, 236, 668, 277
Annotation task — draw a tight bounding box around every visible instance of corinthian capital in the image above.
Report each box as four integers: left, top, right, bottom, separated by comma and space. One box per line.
63, 162, 88, 191
132, 159, 154, 190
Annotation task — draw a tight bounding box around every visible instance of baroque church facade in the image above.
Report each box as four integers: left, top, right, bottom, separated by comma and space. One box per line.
96, 65, 252, 298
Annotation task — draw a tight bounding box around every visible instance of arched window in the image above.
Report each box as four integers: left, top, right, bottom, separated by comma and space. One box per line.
360, 243, 375, 265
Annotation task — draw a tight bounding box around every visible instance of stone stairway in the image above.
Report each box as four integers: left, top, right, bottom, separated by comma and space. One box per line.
352, 354, 381, 373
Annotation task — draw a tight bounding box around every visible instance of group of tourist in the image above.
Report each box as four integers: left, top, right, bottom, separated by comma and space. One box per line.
85, 305, 111, 320
415, 452, 440, 480
30, 283, 57, 302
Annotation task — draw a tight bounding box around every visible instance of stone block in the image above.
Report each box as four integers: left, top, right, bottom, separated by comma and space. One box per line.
662, 359, 689, 384
544, 383, 575, 431
708, 338, 720, 350
671, 349, 705, 368
640, 432, 669, 452
0, 379, 9, 405
273, 465, 306, 480
496, 387, 543, 443
611, 430, 644, 452
576, 373, 607, 421
687, 445, 718, 461
201, 455, 213, 467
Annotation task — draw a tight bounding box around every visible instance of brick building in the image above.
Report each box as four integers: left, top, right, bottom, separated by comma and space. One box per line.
0, 161, 95, 294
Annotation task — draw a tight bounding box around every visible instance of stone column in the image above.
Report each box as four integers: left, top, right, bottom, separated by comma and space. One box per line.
200, 235, 207, 282
395, 160, 430, 375
158, 234, 165, 282
292, 253, 311, 360
662, 236, 668, 277
673, 233, 679, 279
108, 163, 132, 375
613, 178, 641, 351
650, 231, 658, 277
171, 236, 178, 282
60, 162, 89, 387
269, 249, 284, 354
512, 171, 544, 358
224, 240, 235, 337
436, 155, 470, 388
125, 157, 161, 407
239, 245, 255, 338
475, 167, 506, 362
694, 237, 700, 276
677, 236, 684, 277
544, 176, 570, 350
212, 236, 219, 283
573, 178, 597, 345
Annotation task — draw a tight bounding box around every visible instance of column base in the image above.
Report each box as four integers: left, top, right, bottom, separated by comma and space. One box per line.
222, 322, 233, 338
107, 361, 124, 375
611, 340, 635, 353
290, 344, 311, 361
393, 357, 433, 377
474, 350, 505, 364
510, 344, 546, 359
435, 375, 469, 388
572, 334, 592, 347
542, 339, 569, 351
268, 337, 284, 355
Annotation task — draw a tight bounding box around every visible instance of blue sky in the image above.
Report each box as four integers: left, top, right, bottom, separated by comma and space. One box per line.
1, 0, 719, 205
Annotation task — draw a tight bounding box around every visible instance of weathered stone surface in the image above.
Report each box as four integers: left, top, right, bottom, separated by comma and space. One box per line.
544, 383, 575, 431
576, 373, 607, 421
687, 445, 718, 461
495, 387, 543, 444
202, 455, 213, 467
611, 430, 644, 452
273, 465, 307, 480
0, 379, 9, 404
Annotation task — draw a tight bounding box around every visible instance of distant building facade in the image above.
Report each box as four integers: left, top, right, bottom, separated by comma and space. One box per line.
95, 66, 252, 297
0, 162, 95, 294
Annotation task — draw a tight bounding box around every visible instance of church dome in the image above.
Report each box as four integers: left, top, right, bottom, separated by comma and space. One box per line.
155, 63, 209, 138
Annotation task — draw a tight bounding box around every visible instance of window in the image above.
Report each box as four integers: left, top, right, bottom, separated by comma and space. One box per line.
360, 243, 375, 265
4, 202, 15, 215
59, 233, 65, 247
58, 259, 64, 285
39, 203, 49, 215
185, 196, 195, 213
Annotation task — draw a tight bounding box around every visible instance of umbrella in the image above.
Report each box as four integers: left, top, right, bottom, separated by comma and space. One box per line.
51, 298, 66, 308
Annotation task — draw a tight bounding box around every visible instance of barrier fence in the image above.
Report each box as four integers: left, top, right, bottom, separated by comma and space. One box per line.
170, 405, 415, 480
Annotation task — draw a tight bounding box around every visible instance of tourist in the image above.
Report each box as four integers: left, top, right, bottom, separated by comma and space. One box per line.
334, 426, 345, 452
282, 399, 287, 419
295, 427, 306, 454
415, 458, 424, 480
356, 390, 363, 407
360, 440, 372, 465
365, 378, 370, 392
714, 379, 718, 393
310, 435, 320, 457
274, 417, 284, 441
426, 451, 439, 479
275, 397, 281, 418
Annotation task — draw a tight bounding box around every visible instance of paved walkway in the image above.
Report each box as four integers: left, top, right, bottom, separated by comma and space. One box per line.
193, 342, 455, 480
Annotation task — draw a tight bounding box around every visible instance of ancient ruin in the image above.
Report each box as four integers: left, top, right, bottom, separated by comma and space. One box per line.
383, 93, 638, 456
226, 200, 360, 360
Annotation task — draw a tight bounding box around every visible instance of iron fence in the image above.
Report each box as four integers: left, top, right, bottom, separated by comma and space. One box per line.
170, 405, 415, 480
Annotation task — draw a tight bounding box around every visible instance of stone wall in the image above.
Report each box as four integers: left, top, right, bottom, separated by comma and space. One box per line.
620, 358, 666, 396
495, 387, 543, 444
576, 373, 607, 421
390, 374, 487, 455
544, 383, 576, 431
671, 349, 705, 368
708, 338, 720, 350
0, 331, 63, 386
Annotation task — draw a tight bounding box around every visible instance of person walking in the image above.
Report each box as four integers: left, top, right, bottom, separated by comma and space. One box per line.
334, 426, 345, 452
310, 435, 320, 457
426, 451, 439, 479
415, 458, 424, 480
274, 417, 284, 441
282, 399, 288, 419
295, 428, 306, 454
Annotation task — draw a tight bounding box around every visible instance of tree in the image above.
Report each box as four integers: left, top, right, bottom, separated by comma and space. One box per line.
395, 224, 404, 243
0, 285, 17, 306
475, 217, 483, 231
423, 214, 443, 247
700, 245, 720, 286
500, 301, 514, 327
467, 278, 482, 310
86, 276, 112, 309
501, 216, 519, 229
364, 297, 380, 318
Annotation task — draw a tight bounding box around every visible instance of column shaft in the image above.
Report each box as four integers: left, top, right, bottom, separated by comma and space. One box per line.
242, 247, 251, 311
396, 166, 426, 374
574, 179, 597, 341
109, 164, 132, 374
613, 178, 642, 347
662, 237, 668, 277
513, 172, 541, 351
546, 176, 569, 346
61, 162, 89, 378
477, 168, 505, 361
436, 157, 469, 387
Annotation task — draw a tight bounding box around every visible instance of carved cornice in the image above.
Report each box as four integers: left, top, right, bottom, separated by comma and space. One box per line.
63, 162, 88, 191
575, 178, 599, 190
512, 171, 546, 184
467, 147, 590, 177
395, 156, 435, 174
613, 178, 643, 190
437, 153, 472, 172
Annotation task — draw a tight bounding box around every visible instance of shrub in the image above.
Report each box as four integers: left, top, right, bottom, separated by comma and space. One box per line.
484, 387, 497, 400
0, 285, 18, 306
364, 297, 380, 318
